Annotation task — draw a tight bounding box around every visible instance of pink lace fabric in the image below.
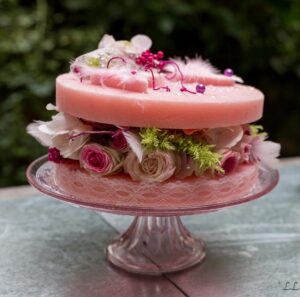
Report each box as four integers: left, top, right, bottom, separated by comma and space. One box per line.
53, 163, 258, 208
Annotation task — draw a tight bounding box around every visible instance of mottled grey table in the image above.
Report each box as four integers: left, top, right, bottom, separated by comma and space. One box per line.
0, 159, 299, 297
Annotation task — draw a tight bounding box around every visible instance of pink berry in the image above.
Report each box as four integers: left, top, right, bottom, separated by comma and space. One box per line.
157, 51, 164, 59
224, 68, 234, 77
196, 84, 206, 94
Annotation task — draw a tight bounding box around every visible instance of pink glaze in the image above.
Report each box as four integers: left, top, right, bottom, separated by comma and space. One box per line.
56, 73, 264, 129
54, 163, 258, 208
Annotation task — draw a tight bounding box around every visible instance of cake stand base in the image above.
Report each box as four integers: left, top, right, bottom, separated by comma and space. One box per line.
107, 216, 206, 275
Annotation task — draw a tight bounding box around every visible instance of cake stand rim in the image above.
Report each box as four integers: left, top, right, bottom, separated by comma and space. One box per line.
26, 155, 279, 216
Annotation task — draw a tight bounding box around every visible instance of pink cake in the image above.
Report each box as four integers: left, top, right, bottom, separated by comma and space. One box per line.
27, 34, 280, 207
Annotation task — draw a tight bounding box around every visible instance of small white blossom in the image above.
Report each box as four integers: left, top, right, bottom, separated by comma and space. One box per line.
98, 34, 152, 56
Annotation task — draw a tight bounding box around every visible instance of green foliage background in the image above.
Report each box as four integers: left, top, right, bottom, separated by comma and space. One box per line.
0, 0, 299, 186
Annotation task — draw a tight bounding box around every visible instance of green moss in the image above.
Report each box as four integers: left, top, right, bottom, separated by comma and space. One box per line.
139, 128, 223, 173
140, 128, 176, 151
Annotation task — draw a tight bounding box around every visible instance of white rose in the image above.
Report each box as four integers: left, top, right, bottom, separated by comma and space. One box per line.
124, 150, 176, 182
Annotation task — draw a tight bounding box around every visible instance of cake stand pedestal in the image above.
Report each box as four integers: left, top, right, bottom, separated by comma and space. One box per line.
107, 216, 205, 274
26, 156, 279, 275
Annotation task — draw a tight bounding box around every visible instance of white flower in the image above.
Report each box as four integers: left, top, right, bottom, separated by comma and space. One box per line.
98, 34, 152, 56
205, 126, 244, 149
71, 34, 152, 83
124, 150, 176, 182
45, 103, 58, 111
27, 112, 92, 160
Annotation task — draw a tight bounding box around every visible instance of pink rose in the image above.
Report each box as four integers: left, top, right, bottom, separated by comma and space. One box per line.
80, 143, 123, 175
111, 132, 128, 151
220, 151, 241, 174
233, 142, 252, 163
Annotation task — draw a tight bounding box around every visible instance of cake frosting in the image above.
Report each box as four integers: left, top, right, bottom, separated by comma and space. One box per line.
27, 34, 280, 198
56, 73, 263, 129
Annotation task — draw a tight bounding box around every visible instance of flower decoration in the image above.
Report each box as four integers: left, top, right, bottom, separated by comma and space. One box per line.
220, 151, 241, 174
205, 126, 244, 149
233, 142, 252, 164
123, 150, 176, 182
48, 147, 62, 163
111, 131, 128, 152
139, 127, 223, 174
70, 34, 247, 96
27, 112, 92, 159
98, 34, 152, 56
80, 143, 123, 175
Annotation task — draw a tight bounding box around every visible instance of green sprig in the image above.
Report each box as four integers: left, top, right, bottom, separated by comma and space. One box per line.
139, 128, 223, 173
250, 125, 268, 137
140, 128, 176, 151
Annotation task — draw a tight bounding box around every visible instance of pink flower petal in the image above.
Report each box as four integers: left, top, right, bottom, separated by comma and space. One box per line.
221, 151, 241, 174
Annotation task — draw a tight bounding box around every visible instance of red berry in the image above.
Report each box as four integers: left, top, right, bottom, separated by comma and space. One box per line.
157, 51, 164, 59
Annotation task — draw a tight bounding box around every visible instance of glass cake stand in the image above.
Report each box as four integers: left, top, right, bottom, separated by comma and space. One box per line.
26, 155, 279, 275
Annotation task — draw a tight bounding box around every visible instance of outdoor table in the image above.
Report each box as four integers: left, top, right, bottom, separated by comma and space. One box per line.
0, 158, 299, 297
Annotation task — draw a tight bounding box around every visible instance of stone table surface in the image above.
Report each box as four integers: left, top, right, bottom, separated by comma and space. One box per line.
0, 158, 299, 297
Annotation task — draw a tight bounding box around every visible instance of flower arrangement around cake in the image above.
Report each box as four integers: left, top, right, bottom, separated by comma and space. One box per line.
27, 34, 281, 183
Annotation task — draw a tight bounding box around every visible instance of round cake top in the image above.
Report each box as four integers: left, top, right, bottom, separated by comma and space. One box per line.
56, 34, 264, 129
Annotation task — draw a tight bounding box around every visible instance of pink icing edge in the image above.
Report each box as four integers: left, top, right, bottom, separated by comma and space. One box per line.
56, 73, 264, 129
